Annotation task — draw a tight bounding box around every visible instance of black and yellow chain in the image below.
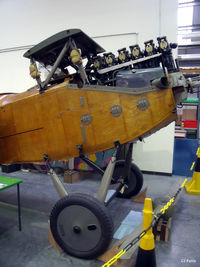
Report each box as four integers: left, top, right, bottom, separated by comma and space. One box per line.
102, 148, 199, 267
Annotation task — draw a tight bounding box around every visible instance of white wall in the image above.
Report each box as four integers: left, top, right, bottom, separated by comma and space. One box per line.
0, 0, 178, 173
132, 0, 178, 174
0, 0, 177, 92
132, 122, 175, 173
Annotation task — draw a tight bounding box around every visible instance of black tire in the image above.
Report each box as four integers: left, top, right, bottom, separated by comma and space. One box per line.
112, 160, 143, 198
50, 193, 114, 259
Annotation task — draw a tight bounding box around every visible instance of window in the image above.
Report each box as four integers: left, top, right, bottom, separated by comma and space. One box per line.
178, 0, 194, 45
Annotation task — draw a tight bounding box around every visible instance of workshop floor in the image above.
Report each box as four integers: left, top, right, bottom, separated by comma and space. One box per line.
0, 168, 199, 267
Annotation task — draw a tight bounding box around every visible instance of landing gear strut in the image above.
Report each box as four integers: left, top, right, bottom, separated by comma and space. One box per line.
46, 142, 143, 259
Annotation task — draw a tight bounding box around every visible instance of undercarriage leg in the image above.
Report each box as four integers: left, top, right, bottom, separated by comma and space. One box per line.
97, 142, 121, 203
123, 142, 134, 183
44, 154, 68, 198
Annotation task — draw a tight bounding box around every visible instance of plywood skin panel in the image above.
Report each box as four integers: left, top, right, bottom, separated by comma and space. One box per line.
0, 103, 16, 137
0, 82, 176, 163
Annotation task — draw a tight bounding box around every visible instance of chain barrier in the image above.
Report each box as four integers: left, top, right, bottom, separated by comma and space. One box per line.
102, 149, 199, 267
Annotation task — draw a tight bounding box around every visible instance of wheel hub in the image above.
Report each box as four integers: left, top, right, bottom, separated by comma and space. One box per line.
73, 225, 81, 234
57, 205, 102, 252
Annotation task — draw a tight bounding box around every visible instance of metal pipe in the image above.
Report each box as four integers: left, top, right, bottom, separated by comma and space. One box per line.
0, 32, 139, 53
41, 41, 70, 90
17, 184, 22, 231
98, 53, 162, 74
178, 24, 200, 30
179, 1, 200, 8
80, 155, 104, 175
181, 32, 200, 38
104, 182, 123, 206
0, 32, 140, 54
93, 32, 139, 39
0, 45, 34, 53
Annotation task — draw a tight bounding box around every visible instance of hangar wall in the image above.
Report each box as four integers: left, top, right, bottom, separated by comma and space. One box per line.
0, 0, 178, 173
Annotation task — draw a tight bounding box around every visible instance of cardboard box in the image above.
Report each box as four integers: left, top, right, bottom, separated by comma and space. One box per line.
182, 108, 197, 121
63, 170, 81, 183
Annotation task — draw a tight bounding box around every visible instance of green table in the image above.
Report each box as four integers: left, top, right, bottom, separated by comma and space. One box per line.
0, 176, 22, 231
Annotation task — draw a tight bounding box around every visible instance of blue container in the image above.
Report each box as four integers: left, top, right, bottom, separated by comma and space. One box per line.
173, 138, 199, 177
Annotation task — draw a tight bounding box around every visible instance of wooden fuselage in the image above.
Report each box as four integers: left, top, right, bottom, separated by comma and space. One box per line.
0, 80, 176, 164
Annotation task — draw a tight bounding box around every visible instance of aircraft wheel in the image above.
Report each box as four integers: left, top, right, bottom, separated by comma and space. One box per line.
112, 160, 143, 198
50, 193, 114, 259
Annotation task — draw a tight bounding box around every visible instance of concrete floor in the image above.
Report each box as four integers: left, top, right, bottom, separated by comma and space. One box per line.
0, 168, 199, 267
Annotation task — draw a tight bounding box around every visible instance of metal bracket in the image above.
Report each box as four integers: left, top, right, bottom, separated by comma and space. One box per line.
77, 145, 104, 175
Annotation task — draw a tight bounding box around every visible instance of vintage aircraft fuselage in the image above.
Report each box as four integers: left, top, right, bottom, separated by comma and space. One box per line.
0, 77, 182, 164
0, 29, 188, 164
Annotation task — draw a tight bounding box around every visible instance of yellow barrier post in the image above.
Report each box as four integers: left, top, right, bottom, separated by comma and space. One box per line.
135, 198, 156, 267
185, 147, 200, 195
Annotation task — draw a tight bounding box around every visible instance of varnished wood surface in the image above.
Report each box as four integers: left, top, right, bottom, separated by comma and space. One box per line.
0, 81, 176, 163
